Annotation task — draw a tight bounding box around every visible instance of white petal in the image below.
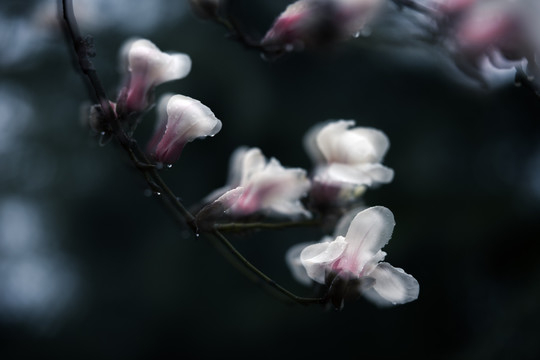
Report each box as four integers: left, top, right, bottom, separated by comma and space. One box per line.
166, 94, 222, 140
333, 206, 367, 237
324, 163, 394, 186
342, 206, 395, 272
285, 241, 317, 286
203, 147, 265, 204
300, 236, 347, 284
155, 52, 191, 84
315, 120, 356, 163
303, 121, 328, 164
248, 158, 311, 217
348, 127, 390, 163
123, 38, 191, 86
154, 93, 174, 132
237, 148, 266, 186
362, 262, 419, 306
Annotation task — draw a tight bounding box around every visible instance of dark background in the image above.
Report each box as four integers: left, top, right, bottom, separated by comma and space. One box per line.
1, 0, 540, 359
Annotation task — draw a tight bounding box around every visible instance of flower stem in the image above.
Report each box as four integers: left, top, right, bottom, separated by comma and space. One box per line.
215, 219, 320, 232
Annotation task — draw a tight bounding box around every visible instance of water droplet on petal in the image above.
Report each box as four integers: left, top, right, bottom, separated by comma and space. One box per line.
155, 192, 161, 196
166, 164, 173, 169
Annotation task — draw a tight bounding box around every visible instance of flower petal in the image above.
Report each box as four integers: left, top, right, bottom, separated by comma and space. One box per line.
286, 241, 317, 286
154, 94, 221, 164
315, 120, 356, 163
342, 206, 395, 272
300, 236, 347, 284
362, 262, 419, 306
236, 147, 266, 186
323, 163, 394, 186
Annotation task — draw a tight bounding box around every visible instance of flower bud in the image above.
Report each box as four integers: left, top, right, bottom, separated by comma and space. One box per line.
118, 38, 191, 114
261, 0, 382, 55
147, 94, 222, 165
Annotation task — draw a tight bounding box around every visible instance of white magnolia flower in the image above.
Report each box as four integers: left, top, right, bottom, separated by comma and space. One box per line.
147, 93, 222, 164
119, 38, 192, 112
305, 120, 394, 189
286, 206, 419, 307
205, 147, 312, 218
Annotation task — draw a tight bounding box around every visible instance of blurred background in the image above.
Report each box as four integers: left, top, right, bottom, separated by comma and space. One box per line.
1, 0, 540, 359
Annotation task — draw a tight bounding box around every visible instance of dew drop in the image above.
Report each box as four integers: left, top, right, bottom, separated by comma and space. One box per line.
155, 192, 161, 196
166, 164, 173, 169
353, 31, 361, 38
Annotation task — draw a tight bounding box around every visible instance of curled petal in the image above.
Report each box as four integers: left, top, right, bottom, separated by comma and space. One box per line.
122, 38, 191, 86
333, 206, 367, 237
286, 241, 318, 286
230, 147, 267, 187
316, 120, 389, 164
340, 206, 395, 274
151, 94, 222, 164
362, 262, 419, 306
119, 38, 191, 112
300, 236, 347, 284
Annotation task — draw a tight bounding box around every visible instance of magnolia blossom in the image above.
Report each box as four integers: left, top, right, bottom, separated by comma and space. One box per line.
434, 0, 539, 86
119, 38, 192, 113
287, 206, 419, 307
147, 94, 222, 164
304, 120, 393, 203
261, 0, 382, 54
202, 147, 311, 218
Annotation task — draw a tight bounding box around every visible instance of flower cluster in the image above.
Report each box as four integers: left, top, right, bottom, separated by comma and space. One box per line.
189, 0, 540, 92
82, 33, 418, 310
192, 119, 418, 308
87, 38, 222, 164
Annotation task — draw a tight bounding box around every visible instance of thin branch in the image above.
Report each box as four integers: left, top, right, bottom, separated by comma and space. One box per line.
215, 219, 320, 232
60, 0, 113, 117
209, 229, 324, 305
60, 0, 323, 306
